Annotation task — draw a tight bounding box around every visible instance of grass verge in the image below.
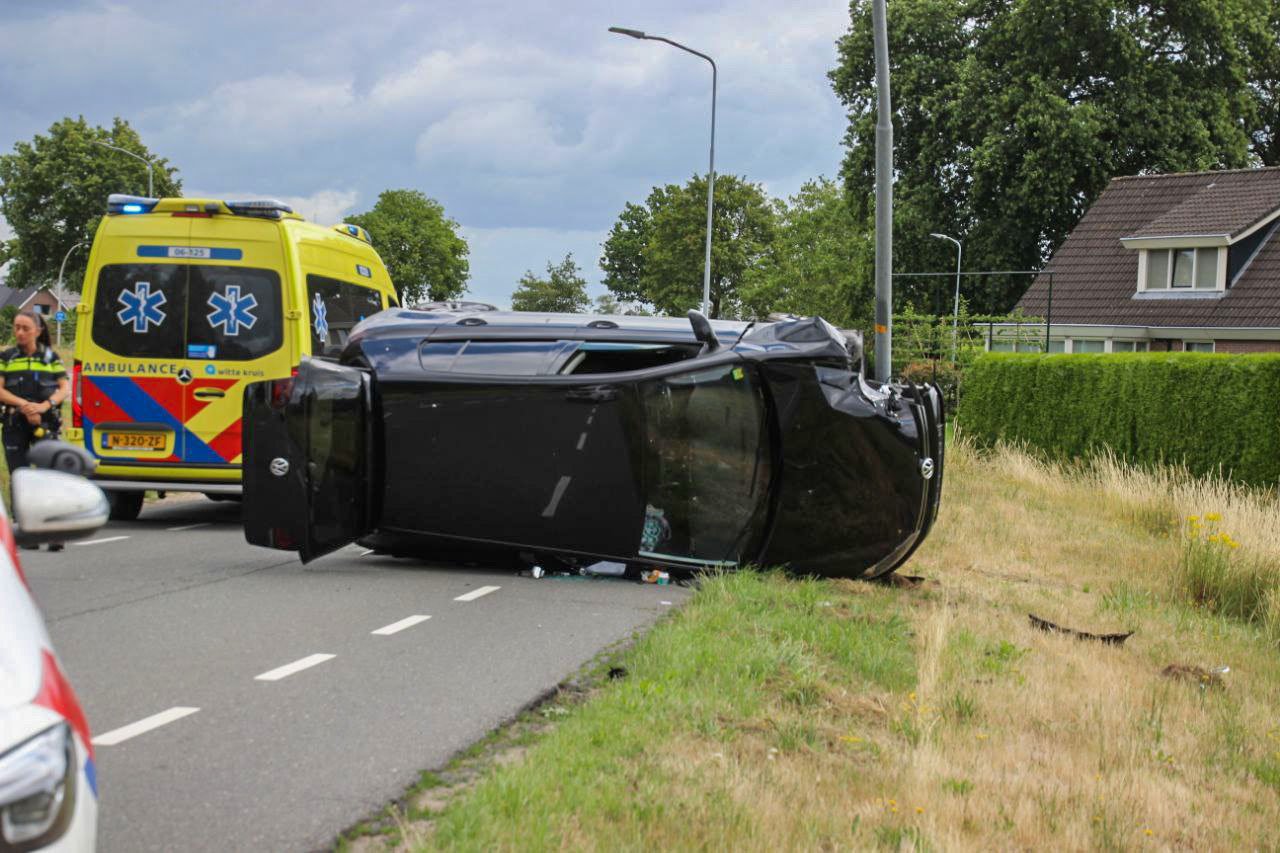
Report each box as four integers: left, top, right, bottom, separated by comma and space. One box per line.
344, 439, 1280, 851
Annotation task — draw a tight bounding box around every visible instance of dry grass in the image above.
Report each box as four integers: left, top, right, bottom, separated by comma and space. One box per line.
347, 439, 1280, 852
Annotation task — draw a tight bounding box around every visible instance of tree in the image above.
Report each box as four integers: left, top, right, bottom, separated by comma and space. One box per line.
601, 174, 776, 318
742, 178, 874, 332
347, 189, 469, 305
511, 254, 590, 313
0, 117, 181, 291
830, 0, 1280, 314
592, 292, 652, 316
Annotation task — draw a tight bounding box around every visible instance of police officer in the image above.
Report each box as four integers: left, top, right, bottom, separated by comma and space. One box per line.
0, 308, 70, 489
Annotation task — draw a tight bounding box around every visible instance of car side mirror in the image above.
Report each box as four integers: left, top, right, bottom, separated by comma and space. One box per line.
11, 469, 109, 546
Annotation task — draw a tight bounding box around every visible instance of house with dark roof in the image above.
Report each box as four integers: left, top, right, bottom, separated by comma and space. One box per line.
0, 284, 79, 317
1010, 167, 1280, 353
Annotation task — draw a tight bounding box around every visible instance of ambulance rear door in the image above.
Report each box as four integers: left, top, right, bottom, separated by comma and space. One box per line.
81, 213, 192, 466
180, 216, 293, 467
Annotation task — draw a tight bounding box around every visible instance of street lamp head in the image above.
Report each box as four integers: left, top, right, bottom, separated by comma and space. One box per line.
929, 232, 948, 240
608, 26, 646, 39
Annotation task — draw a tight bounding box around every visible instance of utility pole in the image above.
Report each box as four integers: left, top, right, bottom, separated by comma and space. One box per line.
871, 0, 894, 382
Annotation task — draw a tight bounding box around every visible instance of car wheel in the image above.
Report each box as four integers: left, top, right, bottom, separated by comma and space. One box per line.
107, 490, 144, 521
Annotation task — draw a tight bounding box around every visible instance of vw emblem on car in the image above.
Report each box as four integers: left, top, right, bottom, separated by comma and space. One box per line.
269, 457, 290, 477
920, 458, 935, 480
177, 367, 193, 385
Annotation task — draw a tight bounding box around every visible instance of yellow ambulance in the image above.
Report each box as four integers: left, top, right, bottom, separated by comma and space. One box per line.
69, 194, 398, 520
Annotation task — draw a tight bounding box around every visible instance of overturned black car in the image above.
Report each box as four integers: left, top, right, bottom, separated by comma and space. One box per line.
241, 309, 944, 579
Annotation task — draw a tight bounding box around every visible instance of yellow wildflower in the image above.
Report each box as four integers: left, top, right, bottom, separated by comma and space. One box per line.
1205, 512, 1221, 521
1187, 515, 1200, 522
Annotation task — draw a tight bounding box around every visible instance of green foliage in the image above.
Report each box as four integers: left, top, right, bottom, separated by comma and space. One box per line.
510, 253, 590, 313
960, 353, 1280, 486
601, 174, 776, 319
346, 189, 469, 305
591, 292, 651, 316
831, 0, 1280, 314
0, 116, 181, 291
742, 177, 874, 331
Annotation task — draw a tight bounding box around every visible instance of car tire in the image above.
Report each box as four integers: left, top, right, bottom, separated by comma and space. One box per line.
107, 490, 144, 521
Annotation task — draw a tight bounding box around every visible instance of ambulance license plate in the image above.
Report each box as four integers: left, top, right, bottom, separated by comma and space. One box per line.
103, 432, 165, 451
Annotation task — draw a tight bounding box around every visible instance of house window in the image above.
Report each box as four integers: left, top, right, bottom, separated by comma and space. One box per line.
1184, 341, 1214, 353
1047, 340, 1065, 353
1073, 339, 1105, 353
989, 340, 1015, 352
1112, 341, 1149, 352
1143, 248, 1220, 291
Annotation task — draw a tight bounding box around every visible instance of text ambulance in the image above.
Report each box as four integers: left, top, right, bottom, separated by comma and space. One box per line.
70, 194, 397, 520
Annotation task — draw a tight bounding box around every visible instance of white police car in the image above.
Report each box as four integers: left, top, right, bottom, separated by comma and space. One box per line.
0, 460, 109, 850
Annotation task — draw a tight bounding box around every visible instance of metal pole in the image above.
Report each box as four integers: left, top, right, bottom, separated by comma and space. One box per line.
55, 242, 84, 348
91, 140, 157, 198
1044, 271, 1054, 351
871, 0, 893, 382
608, 28, 717, 317
930, 233, 962, 361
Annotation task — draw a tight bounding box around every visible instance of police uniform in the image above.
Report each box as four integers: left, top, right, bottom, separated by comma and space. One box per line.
1, 344, 65, 472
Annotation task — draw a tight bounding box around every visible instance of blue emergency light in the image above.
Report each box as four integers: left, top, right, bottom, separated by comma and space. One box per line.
107, 194, 159, 215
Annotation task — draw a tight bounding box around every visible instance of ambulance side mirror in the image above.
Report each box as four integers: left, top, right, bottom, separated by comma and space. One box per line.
11, 469, 110, 546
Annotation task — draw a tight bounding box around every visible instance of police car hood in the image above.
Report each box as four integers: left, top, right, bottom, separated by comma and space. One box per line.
0, 559, 48, 710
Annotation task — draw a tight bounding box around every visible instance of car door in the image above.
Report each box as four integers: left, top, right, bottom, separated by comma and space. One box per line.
242, 357, 373, 562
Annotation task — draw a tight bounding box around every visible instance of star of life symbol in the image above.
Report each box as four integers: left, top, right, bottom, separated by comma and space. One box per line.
312, 293, 329, 342
117, 282, 167, 333
207, 285, 258, 336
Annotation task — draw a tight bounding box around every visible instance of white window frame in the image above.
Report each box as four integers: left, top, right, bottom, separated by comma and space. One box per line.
1183, 340, 1215, 353
1138, 248, 1224, 292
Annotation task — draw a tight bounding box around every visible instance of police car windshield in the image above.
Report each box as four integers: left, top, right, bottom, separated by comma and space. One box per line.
91, 264, 282, 361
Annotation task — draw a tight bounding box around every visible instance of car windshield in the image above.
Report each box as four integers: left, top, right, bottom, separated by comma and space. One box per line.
637, 363, 771, 566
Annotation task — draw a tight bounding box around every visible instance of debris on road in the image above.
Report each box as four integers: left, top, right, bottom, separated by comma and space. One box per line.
1028, 613, 1133, 645
641, 569, 670, 585
607, 666, 628, 680
583, 560, 627, 577
1161, 663, 1229, 690
519, 565, 545, 579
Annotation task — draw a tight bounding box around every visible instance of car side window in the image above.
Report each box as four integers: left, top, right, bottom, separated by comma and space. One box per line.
306, 274, 385, 355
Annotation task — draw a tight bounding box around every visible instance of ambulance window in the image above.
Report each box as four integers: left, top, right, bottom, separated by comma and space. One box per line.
306, 275, 384, 356
91, 264, 188, 358
187, 266, 283, 360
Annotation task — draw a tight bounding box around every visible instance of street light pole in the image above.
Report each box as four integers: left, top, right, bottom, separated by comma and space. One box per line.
91, 140, 157, 198
55, 242, 84, 348
930, 233, 963, 361
609, 27, 717, 317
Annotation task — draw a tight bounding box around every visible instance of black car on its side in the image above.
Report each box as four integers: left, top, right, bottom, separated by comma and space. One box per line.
240, 308, 943, 578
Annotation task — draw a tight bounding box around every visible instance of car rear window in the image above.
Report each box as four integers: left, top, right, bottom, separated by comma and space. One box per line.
91, 263, 282, 361
307, 275, 385, 355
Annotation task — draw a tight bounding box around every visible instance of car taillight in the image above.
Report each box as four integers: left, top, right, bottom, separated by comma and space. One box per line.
71, 361, 82, 428
270, 373, 295, 410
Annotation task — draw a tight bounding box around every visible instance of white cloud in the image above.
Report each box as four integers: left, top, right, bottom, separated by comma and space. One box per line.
458, 225, 608, 309
172, 73, 357, 149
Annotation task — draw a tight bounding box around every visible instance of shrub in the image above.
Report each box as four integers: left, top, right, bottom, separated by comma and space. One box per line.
959, 353, 1280, 487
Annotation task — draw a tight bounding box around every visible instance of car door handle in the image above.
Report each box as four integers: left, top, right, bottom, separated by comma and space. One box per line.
194, 388, 226, 400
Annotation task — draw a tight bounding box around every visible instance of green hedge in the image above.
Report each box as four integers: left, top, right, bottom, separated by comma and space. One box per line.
959, 353, 1280, 487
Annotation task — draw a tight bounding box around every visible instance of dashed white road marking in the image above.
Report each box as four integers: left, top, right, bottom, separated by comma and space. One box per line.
92, 707, 199, 746
576, 432, 588, 451
73, 535, 130, 547
359, 548, 375, 556
254, 653, 336, 682
540, 476, 571, 517
166, 522, 210, 532
454, 585, 501, 602
372, 614, 431, 635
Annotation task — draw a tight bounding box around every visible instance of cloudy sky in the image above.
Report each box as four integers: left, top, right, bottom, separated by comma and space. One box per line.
1, 0, 852, 307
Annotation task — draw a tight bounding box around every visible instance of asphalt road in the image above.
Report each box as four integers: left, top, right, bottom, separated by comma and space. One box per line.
22, 496, 688, 852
